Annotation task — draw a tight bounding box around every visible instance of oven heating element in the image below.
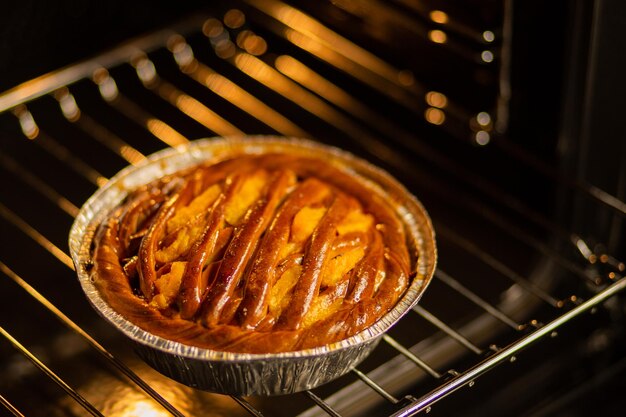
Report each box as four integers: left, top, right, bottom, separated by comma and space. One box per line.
1, 1, 625, 416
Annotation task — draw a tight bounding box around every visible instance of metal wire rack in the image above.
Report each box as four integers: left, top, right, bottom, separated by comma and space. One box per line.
1, 1, 624, 416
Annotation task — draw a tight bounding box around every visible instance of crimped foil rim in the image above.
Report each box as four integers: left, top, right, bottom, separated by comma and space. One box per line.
69, 136, 437, 362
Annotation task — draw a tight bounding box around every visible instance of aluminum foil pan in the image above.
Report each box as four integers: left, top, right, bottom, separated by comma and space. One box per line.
68, 136, 437, 396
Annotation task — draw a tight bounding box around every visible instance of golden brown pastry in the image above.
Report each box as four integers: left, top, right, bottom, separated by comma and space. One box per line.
91, 153, 413, 353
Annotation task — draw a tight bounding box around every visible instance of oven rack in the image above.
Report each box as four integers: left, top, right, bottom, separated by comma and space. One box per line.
1, 2, 625, 416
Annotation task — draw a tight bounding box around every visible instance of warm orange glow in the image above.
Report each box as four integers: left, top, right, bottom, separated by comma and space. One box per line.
251, 0, 407, 92
172, 91, 243, 136
276, 55, 341, 103
275, 55, 311, 79
223, 9, 245, 29
429, 10, 449, 24
119, 145, 146, 166
425, 91, 447, 108
146, 119, 188, 147
285, 29, 323, 54
66, 357, 258, 417
275, 5, 314, 35
187, 63, 308, 138
233, 51, 389, 154
425, 107, 445, 125
229, 2, 414, 114
428, 30, 447, 44
275, 54, 403, 150
236, 31, 268, 55
234, 53, 274, 82
244, 35, 268, 56
113, 400, 168, 417
282, 28, 419, 110
236, 30, 253, 48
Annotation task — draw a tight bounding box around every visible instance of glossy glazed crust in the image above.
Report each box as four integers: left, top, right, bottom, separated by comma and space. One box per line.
91, 153, 412, 353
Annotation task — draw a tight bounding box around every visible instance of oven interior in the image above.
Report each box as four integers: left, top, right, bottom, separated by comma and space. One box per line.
1, 1, 625, 416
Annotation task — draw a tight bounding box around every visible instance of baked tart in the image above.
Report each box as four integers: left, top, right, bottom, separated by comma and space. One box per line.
71, 137, 436, 394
